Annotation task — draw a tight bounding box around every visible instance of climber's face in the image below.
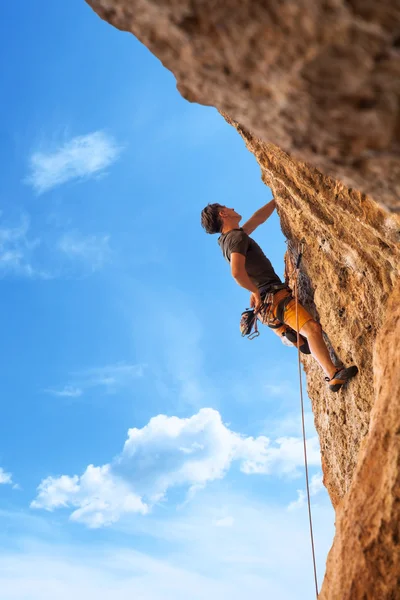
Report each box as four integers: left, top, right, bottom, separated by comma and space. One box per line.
219, 206, 242, 223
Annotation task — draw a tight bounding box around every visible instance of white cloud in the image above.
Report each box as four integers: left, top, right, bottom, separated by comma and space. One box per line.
310, 472, 324, 496
121, 409, 320, 494
26, 131, 122, 194
0, 540, 308, 600
0, 467, 12, 485
137, 489, 334, 586
78, 363, 146, 390
58, 232, 111, 271
32, 408, 321, 527
288, 490, 307, 511
46, 362, 145, 398
44, 386, 83, 398
0, 214, 46, 279
1, 490, 335, 600
0, 213, 112, 279
31, 465, 148, 528
287, 472, 325, 511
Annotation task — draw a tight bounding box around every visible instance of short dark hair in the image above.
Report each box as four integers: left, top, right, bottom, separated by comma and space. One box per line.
200, 203, 223, 234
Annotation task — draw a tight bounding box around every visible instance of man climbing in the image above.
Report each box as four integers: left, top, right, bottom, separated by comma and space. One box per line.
200, 200, 358, 392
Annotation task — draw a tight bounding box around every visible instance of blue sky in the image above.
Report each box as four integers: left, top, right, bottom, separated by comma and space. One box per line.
0, 1, 334, 598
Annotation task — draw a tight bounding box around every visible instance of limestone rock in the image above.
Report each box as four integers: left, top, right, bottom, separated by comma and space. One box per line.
319, 286, 400, 600
85, 0, 400, 211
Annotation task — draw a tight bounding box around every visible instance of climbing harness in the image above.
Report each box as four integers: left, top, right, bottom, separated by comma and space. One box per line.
240, 284, 311, 355
261, 284, 311, 354
294, 242, 319, 599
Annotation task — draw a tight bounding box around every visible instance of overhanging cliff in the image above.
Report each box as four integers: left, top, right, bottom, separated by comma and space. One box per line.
84, 1, 400, 597
85, 0, 400, 212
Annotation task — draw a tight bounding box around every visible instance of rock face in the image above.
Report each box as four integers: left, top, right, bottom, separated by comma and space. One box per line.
85, 0, 400, 597
319, 287, 400, 600
86, 0, 400, 212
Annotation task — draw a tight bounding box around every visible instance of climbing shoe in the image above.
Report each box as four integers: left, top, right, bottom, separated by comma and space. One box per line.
325, 365, 359, 393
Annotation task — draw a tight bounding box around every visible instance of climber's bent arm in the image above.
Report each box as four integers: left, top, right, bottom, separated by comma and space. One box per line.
242, 199, 276, 235
230, 253, 259, 294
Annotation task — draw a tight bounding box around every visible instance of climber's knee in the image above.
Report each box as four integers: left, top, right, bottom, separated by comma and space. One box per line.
299, 319, 321, 339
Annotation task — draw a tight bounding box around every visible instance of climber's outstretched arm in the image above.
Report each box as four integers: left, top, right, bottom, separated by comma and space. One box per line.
242, 199, 276, 235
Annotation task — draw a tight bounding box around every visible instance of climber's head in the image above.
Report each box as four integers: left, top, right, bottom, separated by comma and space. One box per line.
201, 204, 241, 234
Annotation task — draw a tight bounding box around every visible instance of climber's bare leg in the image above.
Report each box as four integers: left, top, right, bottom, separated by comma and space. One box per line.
300, 320, 337, 378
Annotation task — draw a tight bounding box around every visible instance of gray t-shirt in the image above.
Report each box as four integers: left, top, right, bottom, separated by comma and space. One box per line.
218, 228, 282, 291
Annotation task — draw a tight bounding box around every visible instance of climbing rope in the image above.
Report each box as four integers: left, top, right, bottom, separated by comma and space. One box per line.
294, 243, 319, 599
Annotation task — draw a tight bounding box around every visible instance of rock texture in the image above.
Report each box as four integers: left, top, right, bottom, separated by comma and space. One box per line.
84, 0, 400, 597
86, 0, 400, 212
319, 287, 400, 600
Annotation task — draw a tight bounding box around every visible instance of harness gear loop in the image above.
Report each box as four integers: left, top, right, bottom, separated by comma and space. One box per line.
294, 243, 319, 599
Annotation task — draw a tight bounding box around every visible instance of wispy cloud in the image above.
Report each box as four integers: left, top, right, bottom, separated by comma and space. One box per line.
0, 519, 329, 600
0, 467, 13, 485
77, 363, 146, 389
0, 214, 46, 279
44, 386, 83, 398
0, 212, 113, 279
31, 408, 321, 528
45, 362, 145, 398
26, 131, 123, 194
3, 489, 334, 598
58, 231, 111, 272
287, 472, 324, 511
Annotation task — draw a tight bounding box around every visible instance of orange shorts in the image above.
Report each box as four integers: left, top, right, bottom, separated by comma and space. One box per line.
269, 289, 313, 332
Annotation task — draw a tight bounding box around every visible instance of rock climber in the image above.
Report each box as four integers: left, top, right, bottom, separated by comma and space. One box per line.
200, 200, 358, 392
